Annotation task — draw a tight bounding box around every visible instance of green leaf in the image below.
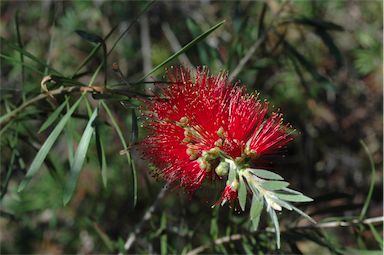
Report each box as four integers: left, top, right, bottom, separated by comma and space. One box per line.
0, 53, 45, 75
281, 187, 303, 195
160, 212, 168, 255
281, 17, 344, 31
138, 20, 225, 81
275, 193, 313, 202
15, 12, 25, 84
210, 207, 219, 239
101, 101, 137, 207
291, 205, 316, 224
269, 209, 280, 249
284, 40, 334, 90
17, 97, 83, 192
63, 107, 98, 205
75, 30, 104, 43
1, 37, 61, 75
95, 123, 108, 188
368, 223, 383, 249
250, 194, 263, 230
249, 169, 284, 180
38, 98, 68, 133
270, 197, 293, 211
227, 162, 236, 184
313, 28, 343, 68
261, 181, 289, 190
359, 140, 376, 220
238, 175, 247, 211
92, 222, 114, 252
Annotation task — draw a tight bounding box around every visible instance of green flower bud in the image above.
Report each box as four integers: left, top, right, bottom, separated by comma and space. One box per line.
215, 161, 229, 176
230, 179, 239, 191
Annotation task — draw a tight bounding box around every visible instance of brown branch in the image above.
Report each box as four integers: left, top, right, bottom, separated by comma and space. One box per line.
122, 183, 170, 253
0, 82, 108, 127
186, 216, 384, 255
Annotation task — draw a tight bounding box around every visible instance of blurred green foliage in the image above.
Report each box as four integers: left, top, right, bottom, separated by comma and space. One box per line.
0, 0, 382, 254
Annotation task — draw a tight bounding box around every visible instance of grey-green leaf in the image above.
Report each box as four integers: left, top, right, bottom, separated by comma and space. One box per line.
250, 194, 264, 230
228, 163, 236, 184
270, 197, 293, 210
261, 181, 289, 190
63, 107, 98, 205
281, 187, 303, 195
249, 169, 284, 180
275, 193, 313, 202
38, 98, 68, 133
291, 205, 316, 224
17, 97, 83, 192
238, 175, 247, 211
269, 209, 280, 249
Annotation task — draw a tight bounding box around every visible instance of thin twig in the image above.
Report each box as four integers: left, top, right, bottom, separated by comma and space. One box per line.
0, 74, 152, 127
228, 0, 291, 83
122, 183, 170, 253
311, 216, 383, 228
0, 83, 105, 126
186, 216, 384, 255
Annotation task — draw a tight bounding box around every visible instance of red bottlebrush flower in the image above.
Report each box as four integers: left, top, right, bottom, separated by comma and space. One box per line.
141, 67, 295, 194
215, 184, 238, 206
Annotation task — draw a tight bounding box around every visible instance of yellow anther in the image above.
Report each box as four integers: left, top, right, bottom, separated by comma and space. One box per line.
217, 127, 225, 138
198, 158, 211, 171
214, 138, 223, 147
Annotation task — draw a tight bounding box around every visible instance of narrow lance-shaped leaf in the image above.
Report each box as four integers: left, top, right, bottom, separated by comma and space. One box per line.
250, 194, 264, 231
15, 12, 25, 84
281, 187, 303, 195
95, 122, 108, 188
269, 209, 281, 249
1, 38, 62, 74
261, 181, 289, 190
38, 98, 69, 133
227, 163, 236, 184
138, 20, 225, 82
75, 30, 108, 84
101, 101, 137, 207
368, 223, 383, 249
291, 205, 316, 224
281, 17, 344, 31
160, 212, 168, 255
249, 168, 284, 180
63, 107, 98, 205
75, 30, 104, 43
17, 96, 83, 192
92, 222, 114, 252
359, 140, 376, 220
275, 193, 313, 202
238, 175, 247, 211
0, 54, 45, 75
